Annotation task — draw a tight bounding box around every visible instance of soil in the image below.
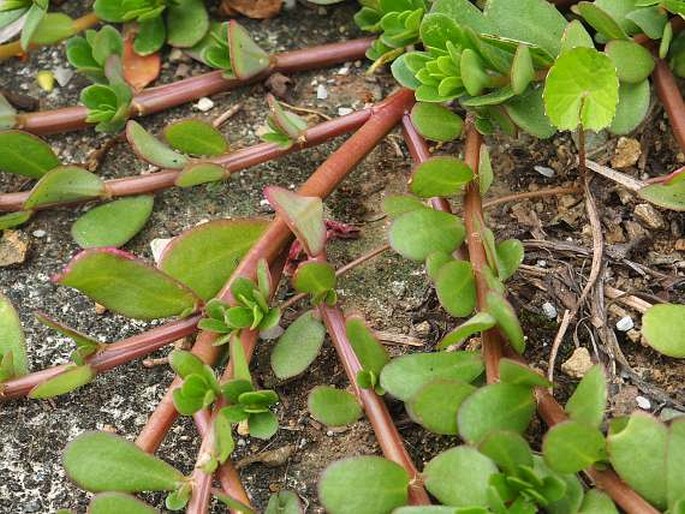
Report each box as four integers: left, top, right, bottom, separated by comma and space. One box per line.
1, 2, 684, 514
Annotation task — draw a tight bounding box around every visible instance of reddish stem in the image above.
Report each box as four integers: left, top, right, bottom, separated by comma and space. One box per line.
13, 38, 373, 136
645, 163, 685, 184
135, 89, 415, 453
0, 109, 372, 212
652, 58, 685, 151
0, 314, 200, 400
319, 305, 431, 505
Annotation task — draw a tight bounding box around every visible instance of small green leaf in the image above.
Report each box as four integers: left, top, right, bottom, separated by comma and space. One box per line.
498, 359, 551, 388
228, 20, 271, 80
270, 310, 325, 380
578, 489, 618, 514
437, 312, 496, 350
64, 431, 185, 492
504, 85, 556, 139
610, 80, 651, 135
667, 419, 685, 510
461, 49, 490, 97
486, 292, 525, 354
308, 386, 361, 427
0, 130, 60, 179
639, 179, 685, 211
71, 196, 154, 249
166, 0, 208, 48
165, 484, 191, 511
478, 144, 494, 194
0, 211, 32, 231
175, 162, 226, 188
0, 293, 28, 379
88, 493, 159, 514
265, 187, 325, 256
477, 430, 533, 475
560, 20, 594, 54
28, 364, 95, 398
265, 490, 302, 514
126, 121, 189, 169
57, 248, 200, 319
0, 93, 17, 129
319, 456, 409, 514
495, 239, 524, 281
169, 350, 216, 385
605, 40, 655, 84
660, 21, 673, 59
380, 351, 483, 401
382, 195, 425, 217
423, 447, 497, 507
231, 335, 251, 383
407, 379, 475, 435
641, 304, 685, 358
293, 261, 336, 297
35, 312, 101, 352
159, 219, 268, 300
23, 166, 105, 209
458, 383, 536, 444
389, 209, 465, 261
21, 2, 47, 50
574, 2, 629, 40
345, 316, 389, 378
511, 45, 534, 95
91, 25, 123, 65
607, 413, 668, 509
248, 411, 279, 439
268, 94, 307, 140
215, 492, 255, 514
543, 420, 607, 473
164, 120, 228, 157
434, 260, 477, 318
410, 103, 463, 142
410, 156, 474, 198
543, 47, 619, 131
565, 364, 607, 428
135, 18, 166, 56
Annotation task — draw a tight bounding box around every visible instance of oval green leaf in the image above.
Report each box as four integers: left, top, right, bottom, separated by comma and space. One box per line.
486, 292, 525, 354
293, 261, 336, 297
308, 385, 361, 427
0, 293, 28, 379
434, 260, 477, 317
605, 40, 655, 84
477, 430, 533, 475
0, 130, 60, 179
410, 103, 464, 142
543, 420, 607, 474
271, 310, 325, 380
639, 180, 685, 211
72, 196, 154, 248
64, 431, 185, 492
498, 359, 552, 388
126, 121, 189, 169
578, 489, 618, 514
164, 120, 228, 157
166, 0, 208, 48
389, 208, 465, 261
24, 166, 105, 209
228, 20, 271, 80
610, 80, 651, 136
345, 316, 389, 378
265, 187, 325, 257
565, 364, 607, 428
437, 312, 496, 350
265, 490, 302, 514
407, 379, 476, 435
89, 492, 159, 514
175, 162, 226, 188
641, 304, 685, 358
28, 364, 95, 399
410, 156, 474, 198
57, 248, 200, 319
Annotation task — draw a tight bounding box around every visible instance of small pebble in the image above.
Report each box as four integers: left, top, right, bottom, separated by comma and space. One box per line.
338, 107, 354, 116
316, 84, 328, 100
561, 347, 593, 379
195, 97, 214, 112
634, 203, 665, 230
615, 316, 634, 332
635, 396, 651, 410
53, 67, 74, 87
326, 430, 334, 437
534, 165, 555, 178
32, 229, 46, 238
542, 302, 558, 319
337, 65, 350, 75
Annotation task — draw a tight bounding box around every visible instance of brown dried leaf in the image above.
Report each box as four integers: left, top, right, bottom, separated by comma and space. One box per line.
122, 24, 161, 92
220, 0, 283, 19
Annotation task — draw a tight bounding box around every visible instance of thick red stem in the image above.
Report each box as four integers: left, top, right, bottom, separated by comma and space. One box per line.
0, 314, 200, 400
652, 58, 685, 151
13, 38, 373, 136
319, 305, 431, 505
0, 109, 372, 212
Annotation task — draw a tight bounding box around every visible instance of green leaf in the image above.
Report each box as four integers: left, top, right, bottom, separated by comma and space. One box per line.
164, 120, 228, 157
228, 20, 271, 80
391, 52, 423, 89
486, 292, 525, 353
660, 21, 674, 59
495, 239, 524, 281
543, 420, 607, 473
28, 364, 95, 398
410, 157, 473, 198
477, 430, 533, 475
498, 359, 552, 388
248, 411, 279, 439
437, 312, 496, 350
578, 489, 618, 514
434, 260, 477, 318
407, 379, 475, 435
215, 492, 255, 514
135, 17, 166, 55
166, 0, 208, 48
64, 431, 185, 492
667, 419, 685, 509
410, 103, 463, 142
0, 293, 28, 379
21, 2, 46, 50
345, 316, 389, 377
389, 208, 465, 261
627, 6, 667, 39
293, 261, 336, 297
268, 94, 307, 140
71, 196, 154, 249
423, 447, 497, 507
541, 459, 585, 514
458, 383, 536, 444
641, 304, 685, 357
639, 179, 685, 211
504, 86, 556, 139
265, 187, 325, 256
57, 248, 200, 319
319, 456, 409, 514
460, 49, 489, 97
231, 335, 251, 383
88, 493, 159, 514
91, 25, 123, 65
0, 130, 60, 179
35, 312, 101, 353
610, 80, 651, 135
511, 45, 534, 95
308, 386, 361, 427
383, 195, 425, 217
560, 20, 594, 54
543, 47, 619, 131
380, 351, 483, 401
175, 162, 226, 188
574, 2, 629, 40
126, 121, 189, 169
0, 93, 17, 129
173, 374, 215, 415
271, 311, 325, 379
565, 364, 607, 428
607, 413, 668, 509
484, 0, 568, 57
159, 218, 268, 300
265, 490, 302, 514
24, 166, 105, 209
0, 211, 32, 231
604, 40, 655, 84
478, 144, 494, 194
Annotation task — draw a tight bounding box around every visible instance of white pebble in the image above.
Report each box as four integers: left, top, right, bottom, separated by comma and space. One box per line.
32, 229, 46, 238
195, 97, 214, 112
53, 67, 74, 87
542, 302, 558, 319
536, 260, 547, 267
316, 84, 329, 100
534, 165, 555, 178
338, 107, 354, 116
616, 316, 634, 332
636, 396, 651, 410
337, 65, 350, 75
150, 238, 172, 264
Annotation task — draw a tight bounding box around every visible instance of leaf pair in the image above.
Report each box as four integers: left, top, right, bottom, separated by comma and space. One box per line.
261, 95, 308, 149
66, 25, 123, 83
